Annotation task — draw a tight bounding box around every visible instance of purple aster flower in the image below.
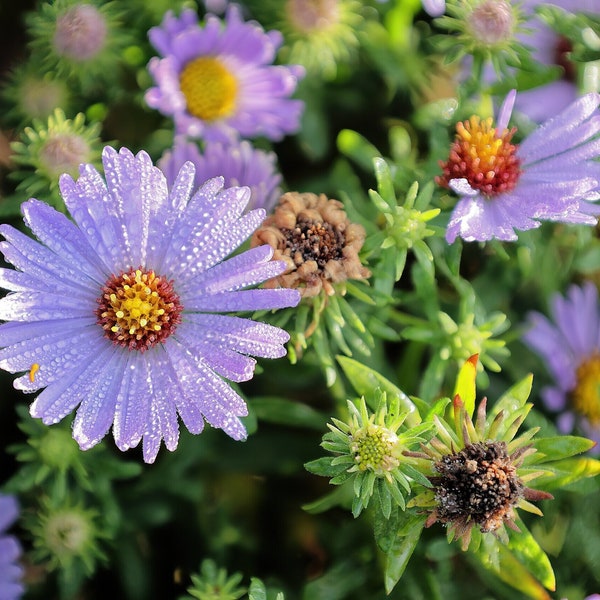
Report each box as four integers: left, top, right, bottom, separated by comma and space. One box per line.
0, 495, 24, 600
514, 0, 600, 122
0, 146, 300, 464
145, 6, 305, 142
438, 89, 600, 243
159, 137, 282, 213
523, 282, 600, 449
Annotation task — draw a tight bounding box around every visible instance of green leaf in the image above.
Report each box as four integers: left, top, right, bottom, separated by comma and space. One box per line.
251, 397, 326, 430
373, 157, 396, 207
475, 534, 553, 599
304, 457, 343, 478
248, 578, 267, 600
337, 129, 382, 173
336, 356, 420, 426
530, 435, 596, 464
384, 514, 426, 593
488, 374, 533, 422
533, 456, 600, 490
506, 519, 556, 591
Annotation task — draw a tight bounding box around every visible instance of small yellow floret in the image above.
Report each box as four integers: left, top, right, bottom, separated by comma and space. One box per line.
29, 363, 40, 382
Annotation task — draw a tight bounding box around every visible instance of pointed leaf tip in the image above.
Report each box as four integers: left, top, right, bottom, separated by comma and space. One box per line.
453, 355, 479, 419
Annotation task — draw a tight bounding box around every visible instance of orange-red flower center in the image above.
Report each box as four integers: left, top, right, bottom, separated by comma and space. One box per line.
96, 268, 182, 351
437, 116, 521, 197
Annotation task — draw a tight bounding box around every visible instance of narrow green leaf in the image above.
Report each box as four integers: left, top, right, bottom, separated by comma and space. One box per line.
530, 435, 596, 464
533, 456, 600, 489
373, 157, 396, 206
384, 515, 426, 593
337, 129, 381, 172
488, 374, 533, 422
474, 535, 553, 599
506, 519, 556, 591
305, 457, 343, 477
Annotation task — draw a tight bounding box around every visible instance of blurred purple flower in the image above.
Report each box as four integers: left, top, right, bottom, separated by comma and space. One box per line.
0, 494, 24, 600
523, 282, 600, 449
515, 0, 600, 122
145, 6, 305, 142
159, 137, 282, 213
422, 0, 445, 17
438, 90, 600, 242
0, 146, 300, 463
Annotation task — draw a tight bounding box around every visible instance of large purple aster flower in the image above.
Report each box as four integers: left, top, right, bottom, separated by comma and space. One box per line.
0, 495, 23, 600
0, 146, 300, 463
159, 137, 282, 213
523, 282, 600, 449
438, 90, 600, 242
514, 0, 600, 122
145, 6, 305, 142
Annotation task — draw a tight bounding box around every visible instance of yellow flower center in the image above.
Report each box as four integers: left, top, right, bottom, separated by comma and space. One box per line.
179, 56, 238, 122
572, 354, 600, 425
96, 268, 182, 351
436, 115, 521, 197
351, 424, 399, 475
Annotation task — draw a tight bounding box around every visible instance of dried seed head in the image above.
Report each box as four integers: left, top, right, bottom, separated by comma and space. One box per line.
251, 192, 370, 297
429, 440, 524, 536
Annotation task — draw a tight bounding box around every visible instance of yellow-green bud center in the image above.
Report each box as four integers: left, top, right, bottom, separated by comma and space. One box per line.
350, 424, 399, 475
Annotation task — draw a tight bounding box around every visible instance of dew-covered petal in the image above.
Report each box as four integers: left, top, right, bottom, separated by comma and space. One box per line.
21, 199, 106, 281
181, 313, 290, 358
165, 184, 257, 278
30, 344, 117, 424
161, 342, 206, 435
178, 245, 284, 297
446, 193, 540, 243
148, 161, 196, 271
72, 349, 124, 450
518, 93, 600, 165
0, 321, 102, 391
142, 350, 181, 463
0, 224, 101, 297
185, 287, 301, 312
59, 163, 131, 271
102, 147, 170, 267
189, 339, 257, 382
166, 339, 248, 437
112, 353, 151, 452
0, 291, 95, 322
